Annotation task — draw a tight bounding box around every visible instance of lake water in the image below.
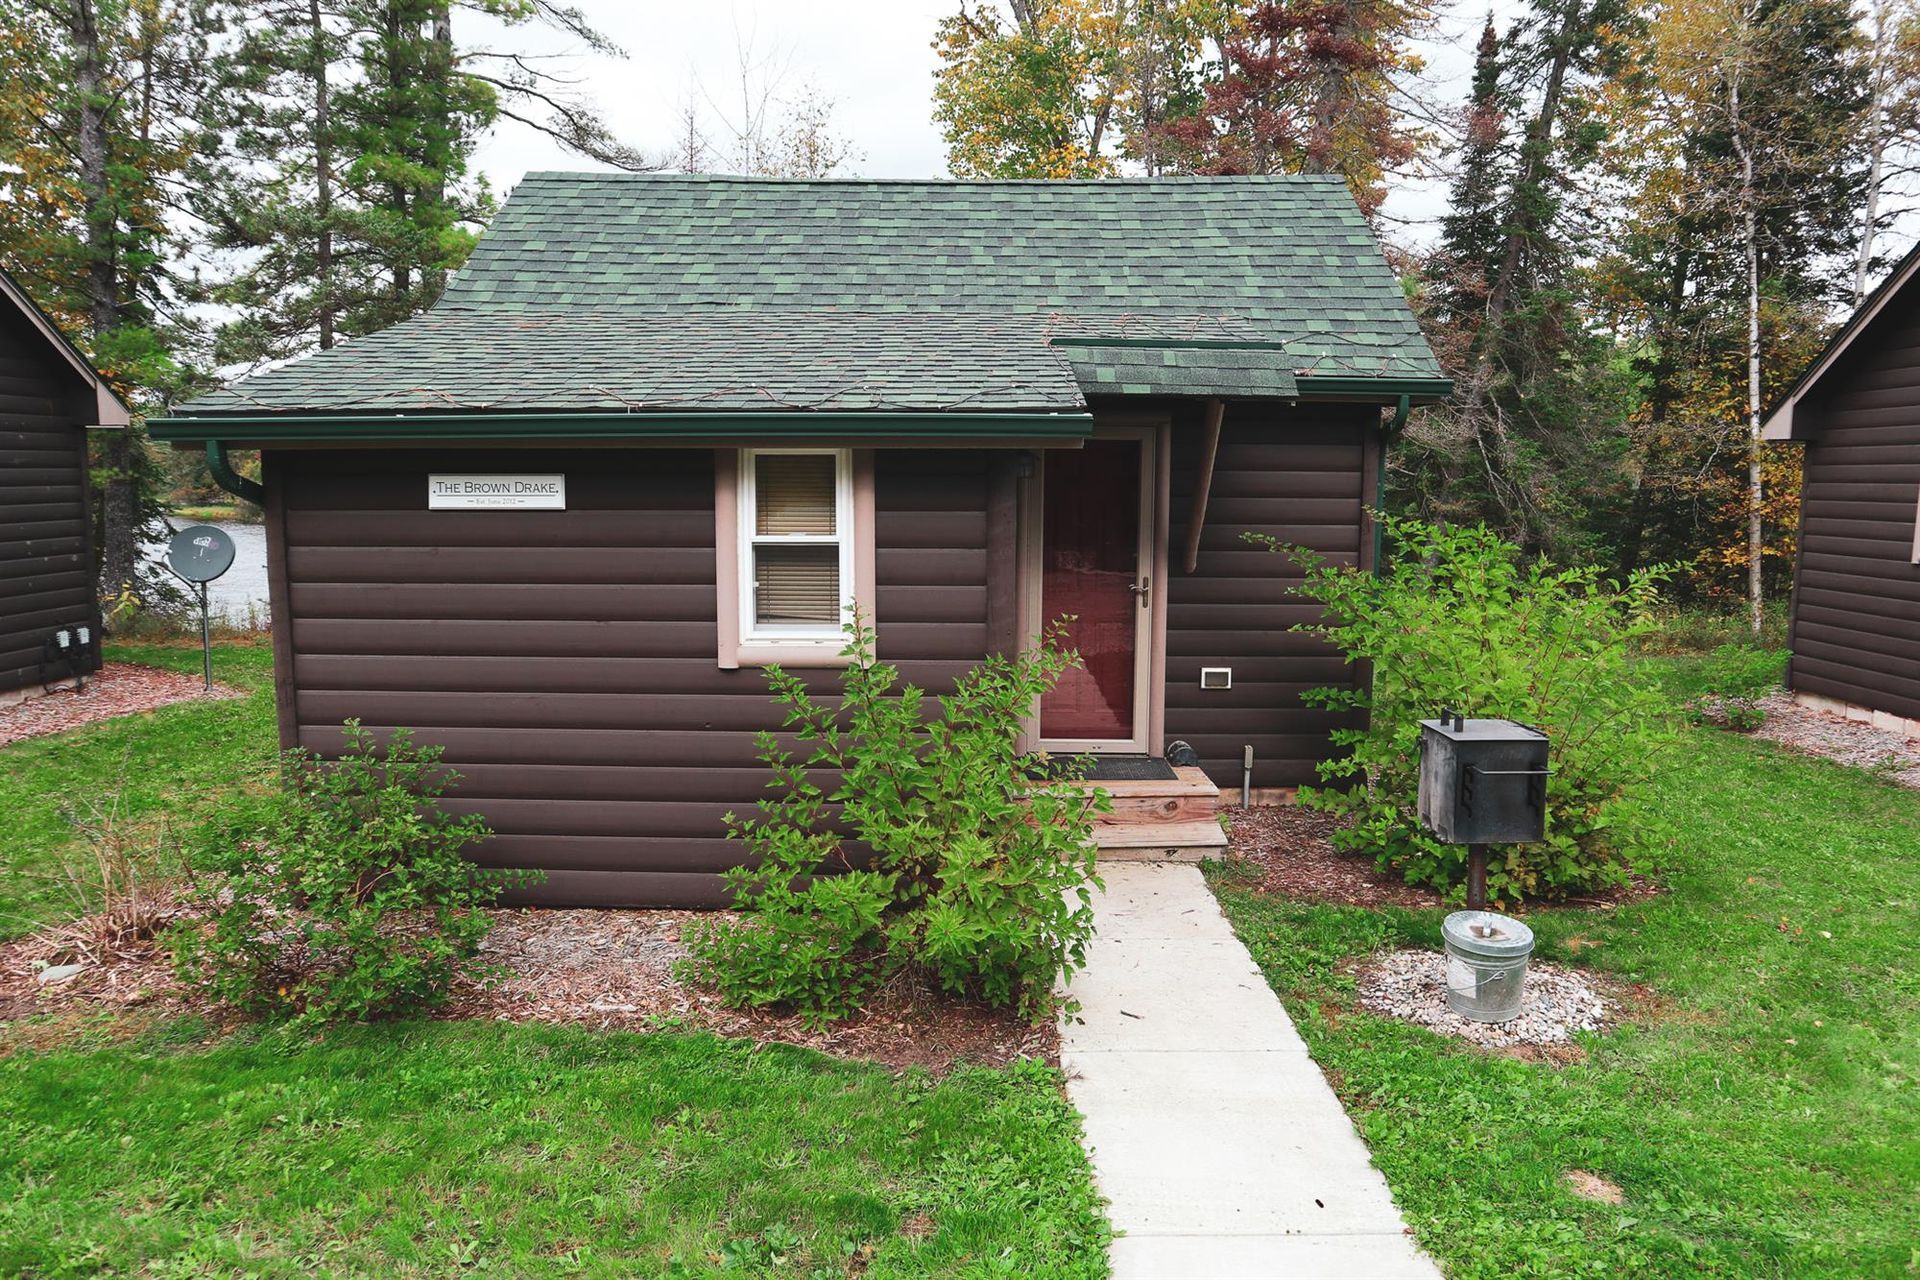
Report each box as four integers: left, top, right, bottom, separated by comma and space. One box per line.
142, 521, 272, 625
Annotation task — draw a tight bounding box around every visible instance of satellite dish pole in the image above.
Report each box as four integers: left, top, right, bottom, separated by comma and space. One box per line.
162, 524, 237, 692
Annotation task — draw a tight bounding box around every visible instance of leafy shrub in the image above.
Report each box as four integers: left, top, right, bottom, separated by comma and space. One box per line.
682, 617, 1104, 1024
1681, 644, 1785, 732
1263, 515, 1676, 903
171, 721, 535, 1024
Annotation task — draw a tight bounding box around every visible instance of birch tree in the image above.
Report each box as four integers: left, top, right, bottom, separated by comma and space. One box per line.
1596, 0, 1864, 615
1852, 0, 1920, 301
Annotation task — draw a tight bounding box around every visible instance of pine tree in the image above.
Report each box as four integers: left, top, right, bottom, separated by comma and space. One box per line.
1434, 17, 1509, 323
0, 0, 219, 605
197, 0, 357, 366
198, 0, 645, 363
1399, 0, 1642, 557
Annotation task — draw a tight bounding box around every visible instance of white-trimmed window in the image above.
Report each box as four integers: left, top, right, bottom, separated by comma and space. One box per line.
738, 448, 854, 643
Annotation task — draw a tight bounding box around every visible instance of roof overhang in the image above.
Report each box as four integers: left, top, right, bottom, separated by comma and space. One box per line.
0, 269, 132, 428
1291, 374, 1453, 404
147, 409, 1097, 445
1762, 239, 1920, 442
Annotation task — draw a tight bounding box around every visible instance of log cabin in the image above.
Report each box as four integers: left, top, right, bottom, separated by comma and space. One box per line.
152, 174, 1450, 906
1764, 242, 1920, 740
1, 269, 129, 703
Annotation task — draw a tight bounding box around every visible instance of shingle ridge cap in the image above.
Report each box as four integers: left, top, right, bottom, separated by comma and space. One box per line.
516, 171, 1346, 188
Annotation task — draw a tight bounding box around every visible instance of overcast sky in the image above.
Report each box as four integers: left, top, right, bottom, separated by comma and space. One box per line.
469, 1, 1525, 241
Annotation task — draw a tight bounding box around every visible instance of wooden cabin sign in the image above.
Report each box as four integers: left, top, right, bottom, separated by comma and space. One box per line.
428, 474, 566, 509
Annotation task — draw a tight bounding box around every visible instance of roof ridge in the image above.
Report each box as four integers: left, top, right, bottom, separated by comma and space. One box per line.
517, 171, 1350, 187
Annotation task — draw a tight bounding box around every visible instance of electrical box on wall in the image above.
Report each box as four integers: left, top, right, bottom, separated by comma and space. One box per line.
1200, 667, 1232, 690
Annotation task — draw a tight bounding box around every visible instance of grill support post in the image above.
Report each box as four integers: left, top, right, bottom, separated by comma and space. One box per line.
1466, 843, 1488, 910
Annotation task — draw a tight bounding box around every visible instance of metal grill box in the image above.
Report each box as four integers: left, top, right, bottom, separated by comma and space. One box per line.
1417, 717, 1549, 845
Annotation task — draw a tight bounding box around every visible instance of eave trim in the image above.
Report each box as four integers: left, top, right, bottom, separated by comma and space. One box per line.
0, 268, 133, 427
1762, 236, 1920, 441
148, 410, 1097, 444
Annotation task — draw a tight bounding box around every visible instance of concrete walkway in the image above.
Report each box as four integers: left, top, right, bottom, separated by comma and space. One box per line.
1061, 863, 1442, 1279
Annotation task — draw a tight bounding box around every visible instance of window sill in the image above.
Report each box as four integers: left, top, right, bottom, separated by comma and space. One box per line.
731, 641, 856, 669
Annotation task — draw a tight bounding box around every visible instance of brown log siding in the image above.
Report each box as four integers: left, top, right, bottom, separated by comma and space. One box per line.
269, 416, 1374, 905
1163, 406, 1372, 790
1789, 315, 1920, 722
0, 316, 99, 693
272, 446, 994, 907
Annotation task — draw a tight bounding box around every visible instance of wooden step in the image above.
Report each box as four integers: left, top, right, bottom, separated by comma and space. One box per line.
1091, 817, 1230, 864
1099, 766, 1222, 822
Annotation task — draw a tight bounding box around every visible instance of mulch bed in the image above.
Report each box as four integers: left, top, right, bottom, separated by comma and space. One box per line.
1218, 804, 1658, 911
1753, 692, 1920, 788
0, 663, 240, 748
1220, 805, 1442, 909
0, 903, 1055, 1074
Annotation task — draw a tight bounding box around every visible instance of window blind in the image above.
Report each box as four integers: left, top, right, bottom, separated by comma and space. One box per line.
754, 545, 841, 625
755, 453, 837, 535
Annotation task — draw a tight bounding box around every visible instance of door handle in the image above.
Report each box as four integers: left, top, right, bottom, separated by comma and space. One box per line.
1129, 576, 1151, 607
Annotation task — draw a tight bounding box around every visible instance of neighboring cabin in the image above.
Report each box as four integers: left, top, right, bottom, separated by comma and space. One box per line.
153, 175, 1449, 907
0, 270, 129, 703
1764, 244, 1920, 739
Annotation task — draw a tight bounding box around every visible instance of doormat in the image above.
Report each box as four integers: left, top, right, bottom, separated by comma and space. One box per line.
1028, 755, 1177, 782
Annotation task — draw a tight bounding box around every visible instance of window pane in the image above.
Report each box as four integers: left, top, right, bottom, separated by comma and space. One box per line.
756, 454, 836, 535
755, 545, 840, 626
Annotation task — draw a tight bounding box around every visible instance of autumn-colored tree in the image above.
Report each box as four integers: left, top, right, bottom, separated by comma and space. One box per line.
1154, 0, 1433, 214
932, 0, 1227, 177
933, 0, 1131, 176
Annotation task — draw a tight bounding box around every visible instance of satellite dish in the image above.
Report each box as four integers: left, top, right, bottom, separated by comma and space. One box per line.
165, 524, 236, 583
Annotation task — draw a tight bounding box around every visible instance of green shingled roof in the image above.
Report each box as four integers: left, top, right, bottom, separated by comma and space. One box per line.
1052, 340, 1299, 399
174, 174, 1444, 425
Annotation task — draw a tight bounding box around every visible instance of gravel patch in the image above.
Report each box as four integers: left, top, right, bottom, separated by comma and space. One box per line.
1754, 692, 1920, 788
1356, 947, 1610, 1048
0, 663, 240, 748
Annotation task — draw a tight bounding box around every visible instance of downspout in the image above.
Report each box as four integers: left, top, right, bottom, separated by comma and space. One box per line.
1183, 399, 1225, 573
205, 440, 265, 506
1373, 394, 1410, 574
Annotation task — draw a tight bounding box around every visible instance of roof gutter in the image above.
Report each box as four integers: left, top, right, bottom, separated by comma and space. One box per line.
149, 409, 1097, 444
205, 439, 265, 506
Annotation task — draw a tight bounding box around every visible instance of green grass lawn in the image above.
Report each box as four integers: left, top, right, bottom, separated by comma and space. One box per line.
0, 643, 1109, 1276
0, 1020, 1108, 1277
1209, 698, 1920, 1277
0, 641, 279, 939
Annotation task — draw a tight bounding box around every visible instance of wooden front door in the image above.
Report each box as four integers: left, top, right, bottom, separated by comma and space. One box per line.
1038, 434, 1155, 753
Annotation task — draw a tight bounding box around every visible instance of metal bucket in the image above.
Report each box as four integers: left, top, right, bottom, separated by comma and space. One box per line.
1442, 910, 1534, 1023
